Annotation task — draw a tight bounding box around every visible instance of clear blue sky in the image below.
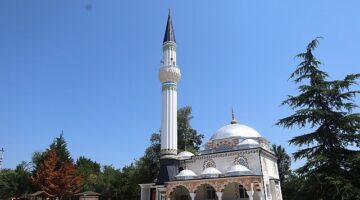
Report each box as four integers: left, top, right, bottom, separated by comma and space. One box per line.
1, 0, 359, 170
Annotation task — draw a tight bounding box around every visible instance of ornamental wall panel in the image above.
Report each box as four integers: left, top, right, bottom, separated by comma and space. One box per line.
184, 150, 262, 175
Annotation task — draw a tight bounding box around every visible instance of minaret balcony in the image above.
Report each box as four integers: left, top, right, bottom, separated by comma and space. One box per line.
159, 66, 181, 83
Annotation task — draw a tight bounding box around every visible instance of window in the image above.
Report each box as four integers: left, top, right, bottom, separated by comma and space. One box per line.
206, 186, 216, 200
239, 185, 249, 198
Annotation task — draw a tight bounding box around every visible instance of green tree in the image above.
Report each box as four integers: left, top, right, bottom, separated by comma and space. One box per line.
14, 161, 33, 196
271, 145, 291, 185
76, 156, 101, 191
32, 132, 73, 171
177, 106, 204, 152
50, 133, 74, 165
277, 38, 360, 199
96, 165, 122, 199
135, 133, 161, 183
0, 162, 32, 199
271, 145, 295, 200
0, 169, 17, 199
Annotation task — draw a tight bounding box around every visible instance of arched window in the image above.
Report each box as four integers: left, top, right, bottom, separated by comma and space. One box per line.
239, 185, 249, 198
206, 186, 216, 200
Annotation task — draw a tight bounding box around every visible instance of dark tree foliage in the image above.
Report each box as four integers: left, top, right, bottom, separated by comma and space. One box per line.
271, 145, 291, 185
32, 132, 73, 171
0, 169, 17, 198
271, 145, 297, 200
76, 156, 101, 191
50, 133, 74, 165
14, 162, 33, 196
136, 133, 161, 183
277, 38, 360, 199
0, 162, 32, 198
177, 106, 204, 152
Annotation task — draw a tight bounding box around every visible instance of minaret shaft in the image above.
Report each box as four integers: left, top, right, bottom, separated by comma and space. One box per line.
159, 11, 180, 158
159, 42, 180, 157
161, 88, 177, 150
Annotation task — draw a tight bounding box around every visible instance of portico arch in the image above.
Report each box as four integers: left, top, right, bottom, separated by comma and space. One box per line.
172, 185, 190, 200
195, 183, 217, 200
222, 182, 249, 200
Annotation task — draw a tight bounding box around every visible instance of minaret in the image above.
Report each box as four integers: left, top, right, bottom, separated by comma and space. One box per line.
156, 10, 181, 185
159, 10, 181, 158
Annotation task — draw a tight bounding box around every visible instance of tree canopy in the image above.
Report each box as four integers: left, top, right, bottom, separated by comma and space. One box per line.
177, 106, 204, 152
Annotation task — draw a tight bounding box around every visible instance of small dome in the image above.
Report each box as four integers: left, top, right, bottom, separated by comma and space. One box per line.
226, 165, 253, 176
200, 167, 222, 178
210, 124, 261, 140
176, 169, 197, 180
178, 151, 195, 160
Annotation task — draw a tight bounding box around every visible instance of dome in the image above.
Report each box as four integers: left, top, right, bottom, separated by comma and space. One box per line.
210, 124, 261, 140
226, 165, 253, 176
178, 151, 195, 160
176, 169, 197, 180
200, 167, 222, 178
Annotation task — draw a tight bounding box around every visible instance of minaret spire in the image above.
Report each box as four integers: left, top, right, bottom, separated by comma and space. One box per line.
231, 108, 237, 124
163, 8, 176, 43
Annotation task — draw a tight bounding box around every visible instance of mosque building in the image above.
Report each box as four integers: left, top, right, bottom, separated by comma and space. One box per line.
139, 11, 283, 200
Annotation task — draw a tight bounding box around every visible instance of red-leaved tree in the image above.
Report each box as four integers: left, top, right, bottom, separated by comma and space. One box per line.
32, 148, 83, 199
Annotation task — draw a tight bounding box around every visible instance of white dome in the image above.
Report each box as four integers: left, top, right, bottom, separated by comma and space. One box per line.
200, 167, 222, 178
226, 165, 253, 176
178, 151, 195, 160
176, 169, 197, 180
210, 124, 261, 140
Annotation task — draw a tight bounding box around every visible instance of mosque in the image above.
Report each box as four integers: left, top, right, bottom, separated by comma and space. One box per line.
139, 11, 283, 200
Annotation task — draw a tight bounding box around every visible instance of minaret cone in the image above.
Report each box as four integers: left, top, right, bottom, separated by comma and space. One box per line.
163, 9, 176, 43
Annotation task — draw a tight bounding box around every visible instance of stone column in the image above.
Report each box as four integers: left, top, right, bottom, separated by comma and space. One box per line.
139, 184, 151, 200
216, 192, 223, 200
257, 182, 265, 200
246, 190, 254, 200
246, 183, 254, 200
189, 192, 196, 200
257, 191, 265, 200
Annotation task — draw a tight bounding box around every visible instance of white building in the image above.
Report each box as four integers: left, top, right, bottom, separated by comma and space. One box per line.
140, 11, 283, 200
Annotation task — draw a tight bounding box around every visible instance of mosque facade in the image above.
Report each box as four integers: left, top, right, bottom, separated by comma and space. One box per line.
140, 11, 283, 200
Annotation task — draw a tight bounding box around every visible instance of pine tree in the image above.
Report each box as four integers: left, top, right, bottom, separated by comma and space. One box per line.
277, 38, 360, 199
50, 133, 73, 165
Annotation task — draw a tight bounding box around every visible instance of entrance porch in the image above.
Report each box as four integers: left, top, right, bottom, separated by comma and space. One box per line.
165, 176, 265, 200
